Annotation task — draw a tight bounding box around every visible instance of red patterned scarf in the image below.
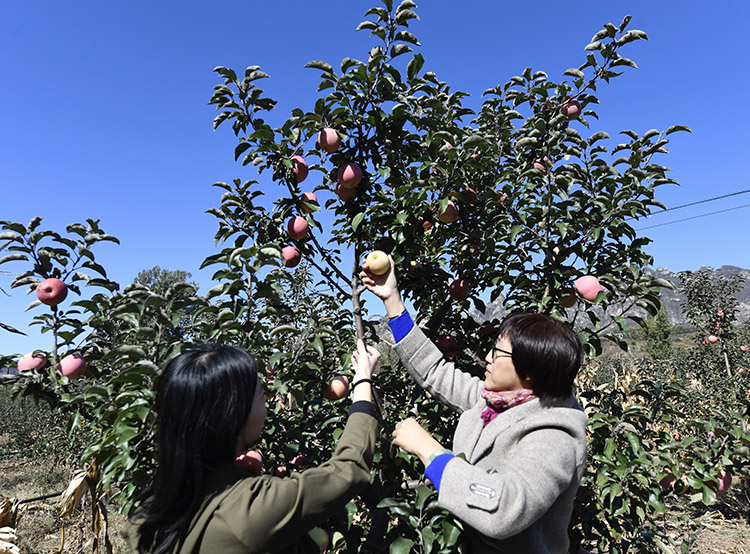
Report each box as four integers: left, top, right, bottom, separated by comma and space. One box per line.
480, 388, 536, 426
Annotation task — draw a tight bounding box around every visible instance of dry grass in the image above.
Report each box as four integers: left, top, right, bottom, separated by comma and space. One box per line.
0, 457, 129, 554
2, 454, 747, 553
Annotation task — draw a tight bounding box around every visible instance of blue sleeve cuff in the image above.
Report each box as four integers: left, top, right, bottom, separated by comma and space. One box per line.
424, 453, 454, 490
387, 311, 414, 343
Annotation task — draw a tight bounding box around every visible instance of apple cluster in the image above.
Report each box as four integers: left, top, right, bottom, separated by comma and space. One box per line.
282, 127, 364, 269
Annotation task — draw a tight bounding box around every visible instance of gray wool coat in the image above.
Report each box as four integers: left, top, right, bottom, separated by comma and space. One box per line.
394, 324, 587, 554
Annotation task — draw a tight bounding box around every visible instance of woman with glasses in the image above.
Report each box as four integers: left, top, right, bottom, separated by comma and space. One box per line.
361, 257, 587, 554
123, 340, 380, 554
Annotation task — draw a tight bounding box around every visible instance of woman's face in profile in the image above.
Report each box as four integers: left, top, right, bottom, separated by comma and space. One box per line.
235, 377, 267, 454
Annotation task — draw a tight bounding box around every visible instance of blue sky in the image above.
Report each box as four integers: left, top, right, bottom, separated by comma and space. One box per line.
2, 1, 749, 355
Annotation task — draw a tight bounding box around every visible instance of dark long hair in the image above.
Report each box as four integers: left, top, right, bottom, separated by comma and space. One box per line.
498, 313, 583, 399
134, 344, 259, 554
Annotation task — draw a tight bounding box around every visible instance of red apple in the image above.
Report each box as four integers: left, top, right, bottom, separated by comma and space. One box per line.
658, 469, 677, 491
365, 250, 390, 276
235, 450, 263, 474
300, 192, 318, 213
574, 275, 604, 302
437, 335, 458, 357
17, 352, 47, 372
437, 201, 458, 223
741, 345, 749, 352
291, 454, 307, 470
672, 431, 681, 441
36, 278, 68, 306
286, 216, 309, 240
272, 465, 288, 477
707, 335, 719, 344
291, 156, 308, 183
324, 376, 350, 401
559, 289, 577, 308
449, 278, 469, 301
717, 469, 732, 494
317, 128, 341, 154
335, 183, 356, 201
561, 99, 582, 120
337, 162, 362, 188
419, 217, 433, 231
282, 246, 301, 268
58, 353, 86, 379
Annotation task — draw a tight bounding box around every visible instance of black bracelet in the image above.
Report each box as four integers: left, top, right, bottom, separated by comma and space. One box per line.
388, 309, 406, 321
351, 379, 374, 391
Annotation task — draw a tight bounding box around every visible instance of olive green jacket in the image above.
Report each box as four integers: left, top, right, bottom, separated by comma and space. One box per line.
123, 406, 378, 553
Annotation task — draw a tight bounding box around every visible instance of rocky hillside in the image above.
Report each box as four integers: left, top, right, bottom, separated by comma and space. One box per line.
473, 265, 750, 330
646, 265, 750, 327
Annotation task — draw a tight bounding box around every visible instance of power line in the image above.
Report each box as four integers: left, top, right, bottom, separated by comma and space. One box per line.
637, 203, 750, 230
646, 189, 750, 217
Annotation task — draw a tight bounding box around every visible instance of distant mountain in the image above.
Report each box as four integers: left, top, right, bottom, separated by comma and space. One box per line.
467, 265, 750, 330
646, 265, 750, 327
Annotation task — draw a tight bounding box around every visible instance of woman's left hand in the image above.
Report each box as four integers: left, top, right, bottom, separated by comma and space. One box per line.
392, 418, 445, 466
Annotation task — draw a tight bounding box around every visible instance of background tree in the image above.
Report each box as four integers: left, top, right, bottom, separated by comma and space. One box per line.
643, 304, 673, 359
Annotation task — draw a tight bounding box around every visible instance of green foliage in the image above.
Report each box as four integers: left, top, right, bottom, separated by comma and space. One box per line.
2, 3, 734, 554
643, 305, 673, 359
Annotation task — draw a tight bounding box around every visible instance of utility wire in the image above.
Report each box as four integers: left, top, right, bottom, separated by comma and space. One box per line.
645, 189, 750, 217
637, 203, 750, 230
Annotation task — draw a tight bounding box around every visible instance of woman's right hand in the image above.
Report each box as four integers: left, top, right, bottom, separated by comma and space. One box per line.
360, 255, 405, 317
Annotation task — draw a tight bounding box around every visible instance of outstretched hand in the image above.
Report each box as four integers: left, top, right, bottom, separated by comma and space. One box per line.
360, 255, 405, 317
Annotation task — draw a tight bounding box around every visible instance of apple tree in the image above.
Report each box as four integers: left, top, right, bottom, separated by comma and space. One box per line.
206, 1, 693, 551
0, 1, 711, 552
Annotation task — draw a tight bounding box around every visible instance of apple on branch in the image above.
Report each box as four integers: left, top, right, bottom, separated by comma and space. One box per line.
300, 192, 318, 213
286, 216, 309, 240
317, 128, 341, 154
291, 156, 309, 183
235, 450, 263, 474
449, 278, 469, 301
282, 246, 302, 268
437, 335, 458, 357
561, 99, 582, 120
437, 200, 458, 223
58, 353, 86, 379
17, 352, 47, 372
36, 278, 68, 306
336, 183, 356, 201
337, 162, 362, 188
324, 376, 349, 401
574, 275, 604, 302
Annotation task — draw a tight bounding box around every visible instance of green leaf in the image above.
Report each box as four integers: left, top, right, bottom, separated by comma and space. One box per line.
389, 538, 415, 554
464, 135, 484, 149
352, 212, 365, 232
665, 124, 692, 135
391, 44, 413, 58
394, 30, 420, 45
0, 253, 28, 264
304, 60, 333, 73
563, 68, 585, 80
356, 20, 378, 32
310, 335, 324, 357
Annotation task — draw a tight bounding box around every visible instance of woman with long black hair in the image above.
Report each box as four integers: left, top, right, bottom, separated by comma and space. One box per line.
123, 340, 380, 553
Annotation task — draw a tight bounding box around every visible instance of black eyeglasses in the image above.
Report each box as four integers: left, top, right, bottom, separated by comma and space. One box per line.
491, 345, 513, 359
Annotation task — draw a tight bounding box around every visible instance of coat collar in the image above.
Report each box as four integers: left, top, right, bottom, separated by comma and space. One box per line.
457, 395, 578, 464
